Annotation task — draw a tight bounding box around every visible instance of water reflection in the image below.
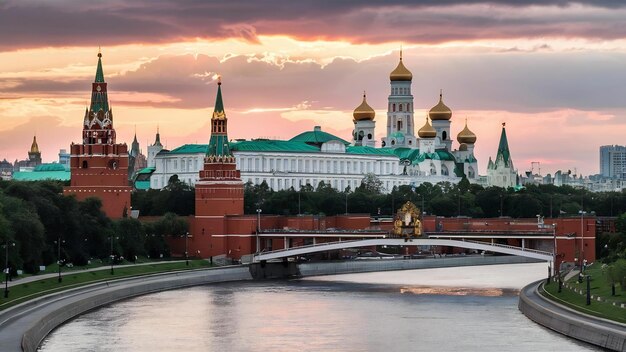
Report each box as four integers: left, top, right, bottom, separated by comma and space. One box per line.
40, 263, 599, 352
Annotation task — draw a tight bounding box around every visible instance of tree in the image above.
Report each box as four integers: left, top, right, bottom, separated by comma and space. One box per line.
358, 173, 383, 194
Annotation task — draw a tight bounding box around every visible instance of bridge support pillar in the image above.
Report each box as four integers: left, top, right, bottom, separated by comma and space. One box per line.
249, 261, 300, 280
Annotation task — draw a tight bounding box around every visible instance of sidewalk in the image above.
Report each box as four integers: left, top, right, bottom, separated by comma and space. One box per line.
2, 260, 187, 288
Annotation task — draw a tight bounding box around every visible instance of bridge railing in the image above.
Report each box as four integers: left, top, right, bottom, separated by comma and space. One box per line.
253, 239, 365, 258
462, 239, 552, 256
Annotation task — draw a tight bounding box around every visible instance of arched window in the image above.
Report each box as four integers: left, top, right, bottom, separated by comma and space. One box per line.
397, 120, 403, 131
82, 160, 88, 169
399, 104, 403, 112
442, 131, 447, 140
393, 104, 396, 112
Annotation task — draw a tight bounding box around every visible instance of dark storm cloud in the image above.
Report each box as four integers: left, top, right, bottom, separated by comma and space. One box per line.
1, 0, 625, 51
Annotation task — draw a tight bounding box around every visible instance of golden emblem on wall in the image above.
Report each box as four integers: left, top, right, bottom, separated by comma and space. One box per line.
393, 201, 422, 239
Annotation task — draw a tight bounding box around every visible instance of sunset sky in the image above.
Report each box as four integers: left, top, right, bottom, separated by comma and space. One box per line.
1, 0, 626, 176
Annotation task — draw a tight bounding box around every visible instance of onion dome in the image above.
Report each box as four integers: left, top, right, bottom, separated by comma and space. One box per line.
418, 117, 437, 138
457, 118, 477, 144
353, 92, 375, 122
390, 49, 413, 81
30, 135, 40, 153
429, 90, 452, 121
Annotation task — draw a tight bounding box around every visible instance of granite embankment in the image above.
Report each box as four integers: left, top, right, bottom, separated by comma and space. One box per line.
519, 280, 626, 351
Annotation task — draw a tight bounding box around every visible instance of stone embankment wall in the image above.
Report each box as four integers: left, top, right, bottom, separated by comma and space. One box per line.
21, 267, 252, 352
518, 280, 626, 352
298, 255, 539, 276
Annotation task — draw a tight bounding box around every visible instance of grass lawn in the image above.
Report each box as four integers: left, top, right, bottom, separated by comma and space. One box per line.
541, 262, 626, 324
0, 260, 212, 312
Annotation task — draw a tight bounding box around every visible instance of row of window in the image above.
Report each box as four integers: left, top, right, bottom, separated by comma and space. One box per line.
391, 87, 410, 96
389, 103, 412, 112
236, 156, 398, 175
246, 177, 407, 192
159, 158, 203, 173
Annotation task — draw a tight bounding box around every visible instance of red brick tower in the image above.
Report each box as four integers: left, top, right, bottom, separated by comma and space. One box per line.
64, 51, 132, 218
194, 78, 245, 257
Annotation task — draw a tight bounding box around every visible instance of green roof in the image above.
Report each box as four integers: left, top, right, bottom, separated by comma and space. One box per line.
231, 139, 320, 153
496, 125, 512, 167
95, 54, 105, 83
345, 146, 397, 156
435, 149, 456, 161
135, 180, 151, 190
34, 163, 68, 172
12, 171, 70, 181
168, 144, 209, 154
290, 127, 349, 146
137, 167, 155, 175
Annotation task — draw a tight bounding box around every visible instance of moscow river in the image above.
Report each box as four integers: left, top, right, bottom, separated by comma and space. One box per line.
40, 263, 598, 351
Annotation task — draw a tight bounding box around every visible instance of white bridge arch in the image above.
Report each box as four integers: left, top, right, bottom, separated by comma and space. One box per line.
253, 238, 553, 262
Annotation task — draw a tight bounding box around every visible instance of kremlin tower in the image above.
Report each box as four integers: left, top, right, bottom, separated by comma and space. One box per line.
193, 78, 248, 258
64, 51, 132, 218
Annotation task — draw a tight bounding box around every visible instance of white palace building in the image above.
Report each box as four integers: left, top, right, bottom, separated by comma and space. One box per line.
138, 52, 481, 193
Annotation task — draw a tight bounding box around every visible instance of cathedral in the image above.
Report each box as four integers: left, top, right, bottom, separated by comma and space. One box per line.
352, 50, 479, 180
145, 51, 480, 193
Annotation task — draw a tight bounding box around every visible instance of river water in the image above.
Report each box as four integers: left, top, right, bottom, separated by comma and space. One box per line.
39, 263, 598, 351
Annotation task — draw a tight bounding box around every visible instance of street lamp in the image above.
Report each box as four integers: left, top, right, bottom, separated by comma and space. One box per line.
256, 209, 262, 255
3, 241, 15, 298
552, 224, 557, 277
579, 209, 587, 271
185, 232, 189, 266
54, 237, 65, 283
110, 235, 118, 275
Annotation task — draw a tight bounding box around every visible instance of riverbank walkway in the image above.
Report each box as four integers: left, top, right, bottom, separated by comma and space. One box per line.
2, 260, 187, 288
520, 280, 626, 351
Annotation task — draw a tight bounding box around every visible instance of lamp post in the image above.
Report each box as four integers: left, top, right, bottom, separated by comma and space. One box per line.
54, 237, 65, 283
185, 232, 189, 266
109, 236, 118, 275
344, 192, 348, 215
256, 209, 262, 256
552, 224, 557, 277
499, 194, 504, 217
4, 241, 15, 298
579, 209, 586, 271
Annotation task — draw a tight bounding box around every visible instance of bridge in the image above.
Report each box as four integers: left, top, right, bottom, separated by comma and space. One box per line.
252, 238, 553, 262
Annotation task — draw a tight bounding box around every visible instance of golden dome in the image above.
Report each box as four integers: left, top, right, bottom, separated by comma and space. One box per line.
429, 91, 452, 121
30, 135, 40, 153
353, 92, 375, 121
390, 50, 412, 82
418, 117, 437, 138
457, 118, 477, 144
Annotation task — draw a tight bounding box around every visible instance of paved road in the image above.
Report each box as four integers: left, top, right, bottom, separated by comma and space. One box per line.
2, 260, 188, 287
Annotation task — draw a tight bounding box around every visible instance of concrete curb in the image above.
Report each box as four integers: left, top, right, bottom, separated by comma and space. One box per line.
518, 280, 626, 352
0, 266, 252, 352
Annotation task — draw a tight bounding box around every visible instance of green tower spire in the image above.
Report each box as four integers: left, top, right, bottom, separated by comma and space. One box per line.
89, 50, 109, 114
95, 49, 105, 83
496, 123, 512, 168
207, 77, 232, 157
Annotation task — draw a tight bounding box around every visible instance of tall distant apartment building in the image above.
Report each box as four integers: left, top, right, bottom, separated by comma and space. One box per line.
600, 145, 626, 180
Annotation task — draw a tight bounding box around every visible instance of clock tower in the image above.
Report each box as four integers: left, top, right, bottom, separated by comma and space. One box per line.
64, 51, 132, 218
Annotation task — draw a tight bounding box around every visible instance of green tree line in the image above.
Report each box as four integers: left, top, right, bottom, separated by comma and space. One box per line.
0, 181, 186, 276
